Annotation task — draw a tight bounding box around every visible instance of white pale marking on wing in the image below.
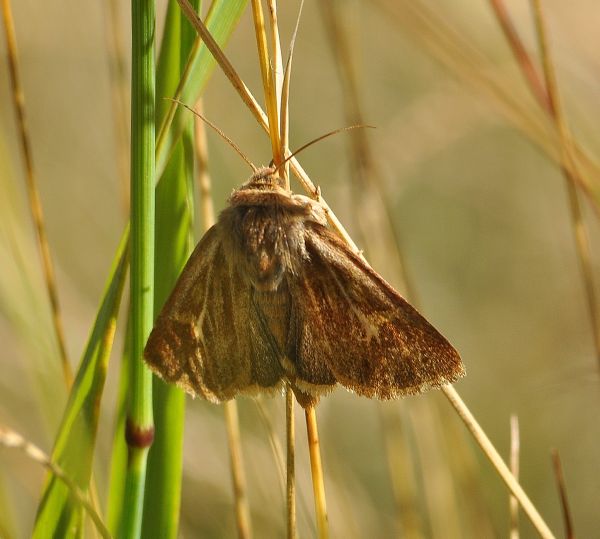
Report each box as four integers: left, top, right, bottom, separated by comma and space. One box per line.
351, 305, 381, 342
324, 260, 382, 344
194, 240, 218, 347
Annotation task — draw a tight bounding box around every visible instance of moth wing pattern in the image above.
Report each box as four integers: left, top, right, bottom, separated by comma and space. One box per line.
144, 225, 284, 402
293, 222, 465, 400
286, 297, 338, 407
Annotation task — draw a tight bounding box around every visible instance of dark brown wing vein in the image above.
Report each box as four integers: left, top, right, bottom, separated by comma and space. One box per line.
294, 222, 465, 401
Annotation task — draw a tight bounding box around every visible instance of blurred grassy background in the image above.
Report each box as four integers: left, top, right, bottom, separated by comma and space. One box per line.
1, 0, 599, 537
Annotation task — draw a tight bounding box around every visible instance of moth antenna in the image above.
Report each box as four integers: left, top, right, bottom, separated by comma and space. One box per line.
166, 97, 257, 172
273, 124, 375, 175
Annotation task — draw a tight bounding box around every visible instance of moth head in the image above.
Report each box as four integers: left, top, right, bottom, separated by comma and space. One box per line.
241, 166, 286, 191
229, 166, 291, 208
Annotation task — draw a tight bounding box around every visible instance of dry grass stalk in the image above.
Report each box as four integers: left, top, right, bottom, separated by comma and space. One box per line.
490, 0, 600, 373
224, 401, 253, 539
1, 0, 72, 387
285, 387, 296, 539
278, 0, 305, 188
509, 415, 520, 539
305, 407, 329, 539
374, 0, 600, 211
550, 449, 575, 539
443, 386, 555, 538
250, 0, 282, 166
0, 425, 110, 539
529, 0, 600, 369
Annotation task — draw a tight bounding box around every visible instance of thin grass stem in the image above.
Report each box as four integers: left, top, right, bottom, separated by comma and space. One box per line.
488, 0, 550, 110
550, 449, 575, 539
286, 386, 296, 539
140, 3, 201, 533
442, 386, 555, 539
263, 9, 298, 535
373, 0, 600, 212
1, 0, 72, 387
489, 0, 600, 373
224, 401, 253, 539
279, 0, 305, 188
529, 0, 600, 370
509, 415, 520, 539
305, 407, 328, 539
253, 398, 312, 533
266, 0, 284, 113
254, 400, 286, 497
250, 0, 282, 165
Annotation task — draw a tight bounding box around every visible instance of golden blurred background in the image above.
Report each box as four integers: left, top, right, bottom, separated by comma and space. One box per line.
1, 0, 599, 537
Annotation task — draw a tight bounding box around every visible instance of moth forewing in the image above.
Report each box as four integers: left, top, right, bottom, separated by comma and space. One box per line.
144, 168, 465, 408
298, 222, 464, 399
144, 221, 285, 402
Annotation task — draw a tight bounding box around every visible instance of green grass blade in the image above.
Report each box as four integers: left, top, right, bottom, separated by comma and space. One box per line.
105, 318, 131, 534
141, 1, 198, 537
156, 0, 248, 178
31, 229, 129, 538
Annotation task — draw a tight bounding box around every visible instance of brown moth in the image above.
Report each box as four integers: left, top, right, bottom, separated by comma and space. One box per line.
144, 167, 465, 408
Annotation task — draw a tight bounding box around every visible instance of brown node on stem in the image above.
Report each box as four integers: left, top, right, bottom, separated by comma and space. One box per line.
125, 418, 155, 448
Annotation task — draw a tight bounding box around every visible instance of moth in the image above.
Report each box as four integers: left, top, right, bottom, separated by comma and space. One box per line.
144, 167, 465, 408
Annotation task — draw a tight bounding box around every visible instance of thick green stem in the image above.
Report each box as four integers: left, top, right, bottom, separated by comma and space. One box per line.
120, 0, 156, 537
